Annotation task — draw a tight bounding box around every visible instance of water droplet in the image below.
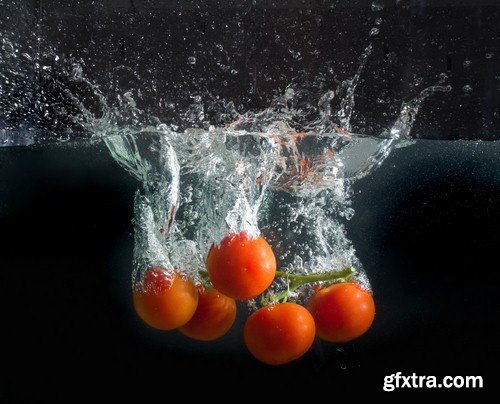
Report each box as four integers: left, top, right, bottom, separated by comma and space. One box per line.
71, 64, 83, 80
230, 69, 238, 75
370, 28, 380, 36
337, 347, 343, 352
375, 17, 383, 25
438, 73, 448, 83
219, 63, 230, 72
390, 128, 400, 137
462, 85, 473, 93
1, 38, 14, 53
188, 56, 196, 65
485, 53, 494, 59
343, 208, 355, 220
463, 60, 471, 68
289, 49, 302, 60
340, 364, 347, 370
371, 2, 384, 11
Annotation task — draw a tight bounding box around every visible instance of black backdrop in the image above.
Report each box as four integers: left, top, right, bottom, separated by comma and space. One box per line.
1, 140, 498, 399
1, 1, 500, 398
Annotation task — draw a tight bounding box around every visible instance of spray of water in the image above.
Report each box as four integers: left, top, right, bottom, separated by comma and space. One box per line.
102, 76, 450, 293
0, 12, 452, 300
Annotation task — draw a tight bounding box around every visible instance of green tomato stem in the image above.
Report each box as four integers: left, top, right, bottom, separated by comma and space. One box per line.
198, 269, 213, 288
200, 266, 356, 305
269, 266, 356, 304
275, 266, 355, 286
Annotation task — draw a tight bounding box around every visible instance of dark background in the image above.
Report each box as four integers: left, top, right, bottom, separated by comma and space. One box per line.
1, 139, 498, 399
1, 0, 499, 400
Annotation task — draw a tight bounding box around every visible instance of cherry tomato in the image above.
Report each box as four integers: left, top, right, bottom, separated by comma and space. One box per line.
179, 288, 237, 341
244, 302, 315, 365
133, 267, 198, 330
206, 232, 276, 300
307, 282, 375, 343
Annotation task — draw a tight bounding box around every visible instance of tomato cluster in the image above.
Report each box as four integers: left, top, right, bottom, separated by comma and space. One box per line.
133, 231, 375, 365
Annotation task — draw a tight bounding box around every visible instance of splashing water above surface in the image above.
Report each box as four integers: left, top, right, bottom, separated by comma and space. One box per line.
101, 75, 450, 293
0, 0, 466, 302
97, 45, 450, 290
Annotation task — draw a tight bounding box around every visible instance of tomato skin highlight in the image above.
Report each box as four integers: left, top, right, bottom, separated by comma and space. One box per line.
307, 283, 375, 343
133, 267, 198, 330
179, 288, 237, 341
244, 303, 316, 366
206, 232, 276, 300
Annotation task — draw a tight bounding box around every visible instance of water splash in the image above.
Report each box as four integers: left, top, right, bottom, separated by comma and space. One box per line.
0, 11, 453, 297
101, 74, 450, 289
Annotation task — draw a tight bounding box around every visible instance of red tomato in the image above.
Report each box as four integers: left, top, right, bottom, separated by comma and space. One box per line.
206, 232, 276, 300
179, 288, 237, 341
244, 303, 315, 365
308, 283, 375, 343
133, 267, 198, 330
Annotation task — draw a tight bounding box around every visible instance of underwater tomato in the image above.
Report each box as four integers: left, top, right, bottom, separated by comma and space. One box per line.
179, 288, 237, 341
308, 282, 375, 343
133, 267, 198, 330
244, 303, 315, 365
206, 232, 276, 300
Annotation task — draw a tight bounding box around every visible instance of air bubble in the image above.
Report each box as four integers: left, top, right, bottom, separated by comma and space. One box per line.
371, 2, 384, 11
343, 208, 355, 220
289, 49, 302, 60
1, 38, 14, 53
